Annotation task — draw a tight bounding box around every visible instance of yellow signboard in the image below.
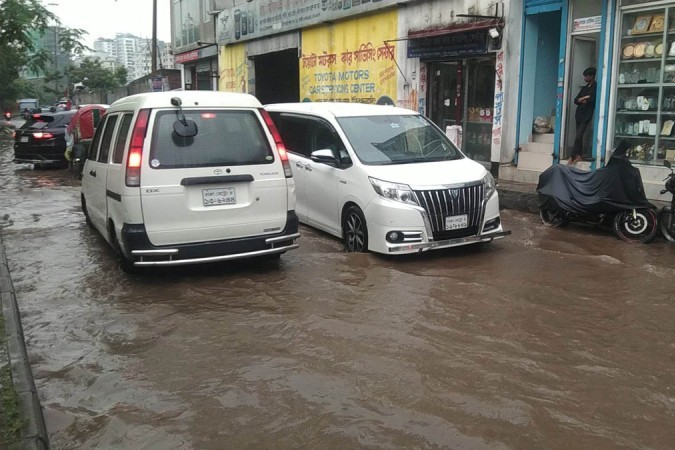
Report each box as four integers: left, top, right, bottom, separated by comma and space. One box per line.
300, 10, 398, 104
219, 44, 248, 93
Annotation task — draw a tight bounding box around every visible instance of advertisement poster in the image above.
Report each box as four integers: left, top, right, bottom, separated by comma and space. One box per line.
300, 9, 398, 104
219, 44, 249, 93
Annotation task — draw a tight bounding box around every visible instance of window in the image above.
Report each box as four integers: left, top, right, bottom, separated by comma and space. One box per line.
270, 113, 312, 157
88, 116, 107, 160
149, 110, 273, 168
112, 114, 133, 164
612, 5, 675, 164
98, 115, 119, 163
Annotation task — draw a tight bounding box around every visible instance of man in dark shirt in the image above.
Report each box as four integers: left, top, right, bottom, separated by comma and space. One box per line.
569, 67, 597, 164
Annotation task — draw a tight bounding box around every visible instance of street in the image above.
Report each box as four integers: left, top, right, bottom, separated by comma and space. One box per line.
1, 136, 674, 449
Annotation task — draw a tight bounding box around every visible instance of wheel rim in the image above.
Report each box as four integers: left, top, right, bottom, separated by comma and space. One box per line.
345, 212, 366, 252
614, 209, 657, 243
540, 208, 565, 227
620, 212, 649, 235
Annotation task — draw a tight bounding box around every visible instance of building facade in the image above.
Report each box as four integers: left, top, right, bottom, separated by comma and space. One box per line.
511, 0, 673, 201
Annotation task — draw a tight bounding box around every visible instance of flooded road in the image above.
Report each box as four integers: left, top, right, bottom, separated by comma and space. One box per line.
1, 136, 674, 449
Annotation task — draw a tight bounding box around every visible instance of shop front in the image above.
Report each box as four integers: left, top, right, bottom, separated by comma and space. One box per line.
407, 24, 502, 166
609, 0, 675, 167
175, 45, 219, 91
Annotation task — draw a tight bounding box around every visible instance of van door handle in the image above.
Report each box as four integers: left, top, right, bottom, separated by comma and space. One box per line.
295, 162, 304, 169
89, 170, 96, 177
305, 165, 312, 172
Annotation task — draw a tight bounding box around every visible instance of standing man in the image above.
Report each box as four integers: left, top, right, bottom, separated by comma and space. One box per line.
569, 67, 597, 164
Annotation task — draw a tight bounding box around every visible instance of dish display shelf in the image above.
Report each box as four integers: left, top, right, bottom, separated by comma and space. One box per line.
614, 6, 675, 165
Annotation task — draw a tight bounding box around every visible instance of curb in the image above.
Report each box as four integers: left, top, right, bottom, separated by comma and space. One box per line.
0, 234, 50, 450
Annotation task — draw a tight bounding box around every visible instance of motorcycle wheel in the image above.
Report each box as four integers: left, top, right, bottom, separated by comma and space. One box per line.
659, 210, 675, 243
612, 209, 658, 243
539, 208, 567, 227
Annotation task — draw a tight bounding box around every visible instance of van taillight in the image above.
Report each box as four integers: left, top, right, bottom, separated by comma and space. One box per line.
126, 109, 150, 187
260, 109, 292, 178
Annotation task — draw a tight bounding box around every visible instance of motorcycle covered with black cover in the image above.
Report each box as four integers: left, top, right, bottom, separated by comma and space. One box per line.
537, 140, 658, 243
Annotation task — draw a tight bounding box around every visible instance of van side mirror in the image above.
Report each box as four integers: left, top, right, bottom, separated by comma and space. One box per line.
311, 148, 338, 166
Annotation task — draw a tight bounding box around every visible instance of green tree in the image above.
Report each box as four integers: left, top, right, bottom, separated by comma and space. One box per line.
0, 0, 86, 110
67, 57, 128, 93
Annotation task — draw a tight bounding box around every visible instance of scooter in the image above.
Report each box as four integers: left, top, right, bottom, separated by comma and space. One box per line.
659, 159, 675, 242
537, 139, 658, 243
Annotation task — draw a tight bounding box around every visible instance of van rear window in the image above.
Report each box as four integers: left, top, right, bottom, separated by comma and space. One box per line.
149, 110, 274, 168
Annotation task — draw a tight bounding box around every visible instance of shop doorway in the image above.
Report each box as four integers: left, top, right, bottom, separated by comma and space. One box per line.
254, 49, 300, 104
428, 57, 495, 162
564, 35, 598, 160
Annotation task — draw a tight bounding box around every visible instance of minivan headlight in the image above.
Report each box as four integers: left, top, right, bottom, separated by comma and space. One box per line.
483, 172, 496, 199
369, 177, 419, 206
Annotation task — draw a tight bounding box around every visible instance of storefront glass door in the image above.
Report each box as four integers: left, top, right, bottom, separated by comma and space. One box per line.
428, 58, 495, 163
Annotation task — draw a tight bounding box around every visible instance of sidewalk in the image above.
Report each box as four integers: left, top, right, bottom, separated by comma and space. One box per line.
496, 179, 540, 214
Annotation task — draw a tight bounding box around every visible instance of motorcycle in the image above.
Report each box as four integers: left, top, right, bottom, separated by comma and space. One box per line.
537, 139, 658, 243
659, 159, 675, 242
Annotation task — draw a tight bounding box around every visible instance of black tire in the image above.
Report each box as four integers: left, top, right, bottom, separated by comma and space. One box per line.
81, 196, 93, 227
540, 208, 568, 227
108, 224, 137, 273
612, 209, 658, 243
659, 210, 675, 243
343, 206, 368, 252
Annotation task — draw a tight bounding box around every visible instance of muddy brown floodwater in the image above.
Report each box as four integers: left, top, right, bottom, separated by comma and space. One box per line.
1, 136, 674, 449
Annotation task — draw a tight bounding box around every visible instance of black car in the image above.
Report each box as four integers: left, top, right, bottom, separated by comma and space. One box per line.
14, 111, 76, 168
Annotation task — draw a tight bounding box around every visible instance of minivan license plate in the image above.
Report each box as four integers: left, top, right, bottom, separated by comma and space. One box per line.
20, 136, 28, 142
445, 214, 468, 230
202, 188, 236, 206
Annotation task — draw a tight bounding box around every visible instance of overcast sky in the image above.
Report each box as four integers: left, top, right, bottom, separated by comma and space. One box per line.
45, 0, 171, 48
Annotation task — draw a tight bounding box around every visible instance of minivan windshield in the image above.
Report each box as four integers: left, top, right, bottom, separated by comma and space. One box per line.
149, 110, 274, 168
337, 114, 463, 165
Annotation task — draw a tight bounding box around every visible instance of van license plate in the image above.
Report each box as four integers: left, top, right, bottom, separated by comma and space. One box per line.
20, 136, 28, 142
445, 214, 468, 230
202, 188, 236, 206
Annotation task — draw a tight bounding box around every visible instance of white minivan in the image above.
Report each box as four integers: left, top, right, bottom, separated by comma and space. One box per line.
265, 102, 510, 254
81, 91, 299, 270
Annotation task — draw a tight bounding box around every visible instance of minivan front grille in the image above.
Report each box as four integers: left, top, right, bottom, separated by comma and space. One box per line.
414, 184, 485, 240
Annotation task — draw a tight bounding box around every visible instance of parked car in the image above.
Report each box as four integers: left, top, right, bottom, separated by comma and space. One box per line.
13, 110, 77, 168
265, 102, 510, 254
80, 91, 299, 271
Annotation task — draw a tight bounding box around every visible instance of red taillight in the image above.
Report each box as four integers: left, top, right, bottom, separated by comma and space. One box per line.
201, 112, 216, 119
126, 109, 150, 187
260, 109, 292, 178
32, 132, 54, 139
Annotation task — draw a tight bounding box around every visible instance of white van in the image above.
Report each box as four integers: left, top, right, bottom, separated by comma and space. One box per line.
81, 91, 299, 270
265, 102, 510, 254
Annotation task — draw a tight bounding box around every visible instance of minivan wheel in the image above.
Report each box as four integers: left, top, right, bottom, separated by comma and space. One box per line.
343, 206, 368, 252
108, 225, 137, 273
81, 196, 92, 227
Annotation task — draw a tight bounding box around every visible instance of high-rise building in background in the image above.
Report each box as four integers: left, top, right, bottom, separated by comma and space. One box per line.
91, 33, 174, 82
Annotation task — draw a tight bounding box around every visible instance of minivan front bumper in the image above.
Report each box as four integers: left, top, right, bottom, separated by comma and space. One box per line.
121, 212, 299, 267
386, 229, 511, 253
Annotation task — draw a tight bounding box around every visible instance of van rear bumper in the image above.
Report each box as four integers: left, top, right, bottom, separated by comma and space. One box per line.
121, 212, 299, 267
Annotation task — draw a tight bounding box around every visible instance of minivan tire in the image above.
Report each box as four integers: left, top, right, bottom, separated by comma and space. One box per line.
343, 206, 368, 252
108, 224, 137, 273
81, 196, 93, 227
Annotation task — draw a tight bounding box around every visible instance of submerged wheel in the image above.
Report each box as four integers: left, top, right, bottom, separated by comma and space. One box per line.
343, 206, 368, 252
539, 208, 568, 227
108, 223, 137, 273
81, 195, 93, 227
612, 209, 658, 243
659, 210, 675, 243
